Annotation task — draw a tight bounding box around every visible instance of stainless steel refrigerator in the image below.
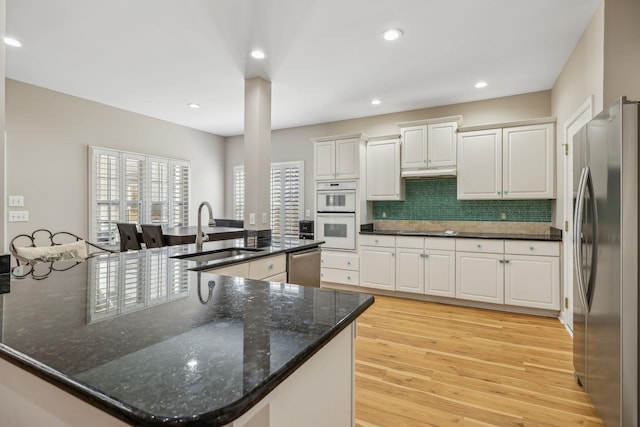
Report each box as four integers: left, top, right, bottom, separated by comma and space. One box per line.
573, 97, 638, 426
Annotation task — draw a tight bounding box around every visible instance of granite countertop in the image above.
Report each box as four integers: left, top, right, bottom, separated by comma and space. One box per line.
360, 229, 562, 242
169, 238, 325, 271
0, 242, 373, 426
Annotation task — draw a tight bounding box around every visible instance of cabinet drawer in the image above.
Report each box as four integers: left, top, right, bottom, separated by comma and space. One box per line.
359, 234, 395, 247
395, 236, 424, 249
456, 238, 504, 254
425, 237, 456, 251
263, 271, 287, 283
205, 262, 249, 278
249, 254, 286, 280
321, 252, 359, 270
504, 240, 560, 257
321, 268, 360, 286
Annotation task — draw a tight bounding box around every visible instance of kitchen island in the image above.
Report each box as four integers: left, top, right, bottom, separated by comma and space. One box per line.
0, 240, 373, 426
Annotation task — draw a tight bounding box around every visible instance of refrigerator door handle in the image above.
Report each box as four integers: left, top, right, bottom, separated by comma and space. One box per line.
573, 167, 589, 309
584, 168, 599, 311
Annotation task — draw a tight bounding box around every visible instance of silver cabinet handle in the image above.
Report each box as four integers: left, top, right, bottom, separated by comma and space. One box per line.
268, 264, 274, 270
497, 191, 502, 195
529, 246, 535, 251
347, 275, 351, 280
476, 244, 481, 248
347, 261, 351, 266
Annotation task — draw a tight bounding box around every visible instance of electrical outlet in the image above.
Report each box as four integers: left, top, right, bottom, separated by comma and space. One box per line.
8, 196, 24, 207
500, 212, 508, 220
8, 211, 29, 222
382, 212, 386, 218
249, 213, 256, 225
262, 212, 268, 224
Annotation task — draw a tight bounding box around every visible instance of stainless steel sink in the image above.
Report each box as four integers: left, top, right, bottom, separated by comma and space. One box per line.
171, 247, 264, 263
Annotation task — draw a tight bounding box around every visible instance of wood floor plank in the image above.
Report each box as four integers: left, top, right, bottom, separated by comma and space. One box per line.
355, 296, 604, 427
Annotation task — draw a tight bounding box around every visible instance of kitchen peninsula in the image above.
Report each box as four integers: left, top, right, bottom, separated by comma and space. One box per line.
0, 240, 373, 427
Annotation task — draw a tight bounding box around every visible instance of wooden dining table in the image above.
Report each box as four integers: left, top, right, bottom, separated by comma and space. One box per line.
161, 226, 244, 246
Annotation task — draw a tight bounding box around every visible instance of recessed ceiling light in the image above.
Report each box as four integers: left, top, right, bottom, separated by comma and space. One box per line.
382, 29, 403, 41
4, 37, 22, 47
371, 99, 382, 105
251, 50, 266, 59
475, 81, 488, 89
187, 103, 200, 109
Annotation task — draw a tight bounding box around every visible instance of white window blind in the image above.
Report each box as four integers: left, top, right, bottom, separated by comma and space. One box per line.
234, 161, 304, 239
89, 147, 190, 246
233, 166, 245, 221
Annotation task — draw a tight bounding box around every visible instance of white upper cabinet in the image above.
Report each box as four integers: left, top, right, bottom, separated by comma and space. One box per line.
457, 121, 555, 200
400, 126, 428, 169
313, 137, 360, 180
457, 129, 503, 199
314, 140, 336, 180
428, 122, 458, 168
366, 136, 403, 201
399, 118, 460, 170
503, 123, 555, 199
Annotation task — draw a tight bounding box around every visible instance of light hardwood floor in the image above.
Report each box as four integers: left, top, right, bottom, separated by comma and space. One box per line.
354, 296, 604, 427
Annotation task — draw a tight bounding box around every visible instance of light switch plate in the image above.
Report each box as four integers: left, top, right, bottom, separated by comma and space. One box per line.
8, 196, 24, 207
9, 211, 29, 222
262, 212, 268, 224
305, 209, 311, 218
249, 213, 256, 225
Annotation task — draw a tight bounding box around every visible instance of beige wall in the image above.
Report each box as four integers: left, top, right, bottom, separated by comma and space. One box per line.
550, 2, 604, 228
5, 79, 226, 240
225, 91, 551, 218
603, 0, 640, 105
1, 0, 6, 250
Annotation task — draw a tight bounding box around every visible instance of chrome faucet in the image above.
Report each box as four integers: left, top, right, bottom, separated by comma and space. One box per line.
196, 201, 216, 251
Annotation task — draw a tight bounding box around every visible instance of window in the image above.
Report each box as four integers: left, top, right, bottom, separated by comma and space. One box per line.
234, 161, 304, 239
90, 147, 190, 246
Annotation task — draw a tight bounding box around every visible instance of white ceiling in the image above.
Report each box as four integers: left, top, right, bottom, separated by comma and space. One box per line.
5, 0, 601, 137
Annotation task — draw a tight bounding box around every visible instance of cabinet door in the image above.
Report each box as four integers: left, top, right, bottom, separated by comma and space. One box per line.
335, 138, 359, 179
359, 246, 395, 290
424, 250, 455, 298
314, 141, 336, 180
366, 138, 402, 200
457, 129, 502, 200
395, 247, 424, 293
428, 122, 457, 167
455, 251, 504, 303
504, 254, 560, 310
400, 126, 427, 169
503, 123, 555, 199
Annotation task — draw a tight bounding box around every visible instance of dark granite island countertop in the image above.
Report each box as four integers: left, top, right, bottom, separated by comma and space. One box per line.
0, 245, 373, 426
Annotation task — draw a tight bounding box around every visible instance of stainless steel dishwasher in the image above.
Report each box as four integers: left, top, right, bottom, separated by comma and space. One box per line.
287, 247, 321, 287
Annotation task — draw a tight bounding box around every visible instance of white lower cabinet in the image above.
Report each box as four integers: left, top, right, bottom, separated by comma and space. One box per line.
456, 251, 505, 304
359, 235, 396, 290
424, 249, 456, 298
357, 235, 561, 313
503, 240, 560, 310
395, 237, 455, 296
395, 247, 424, 293
320, 251, 360, 286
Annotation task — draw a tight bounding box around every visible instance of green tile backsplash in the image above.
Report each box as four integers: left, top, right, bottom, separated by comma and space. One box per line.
372, 178, 551, 222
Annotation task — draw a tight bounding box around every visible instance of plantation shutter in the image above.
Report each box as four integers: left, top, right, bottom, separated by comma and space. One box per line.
234, 166, 245, 221
171, 161, 190, 227
270, 167, 282, 237
89, 147, 191, 245
93, 150, 120, 245
234, 161, 304, 239
148, 158, 169, 225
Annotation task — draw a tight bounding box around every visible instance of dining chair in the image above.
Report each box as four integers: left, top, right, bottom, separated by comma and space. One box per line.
141, 224, 166, 248
117, 223, 142, 251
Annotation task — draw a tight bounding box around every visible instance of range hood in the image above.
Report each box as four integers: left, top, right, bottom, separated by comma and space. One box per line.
401, 167, 457, 178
